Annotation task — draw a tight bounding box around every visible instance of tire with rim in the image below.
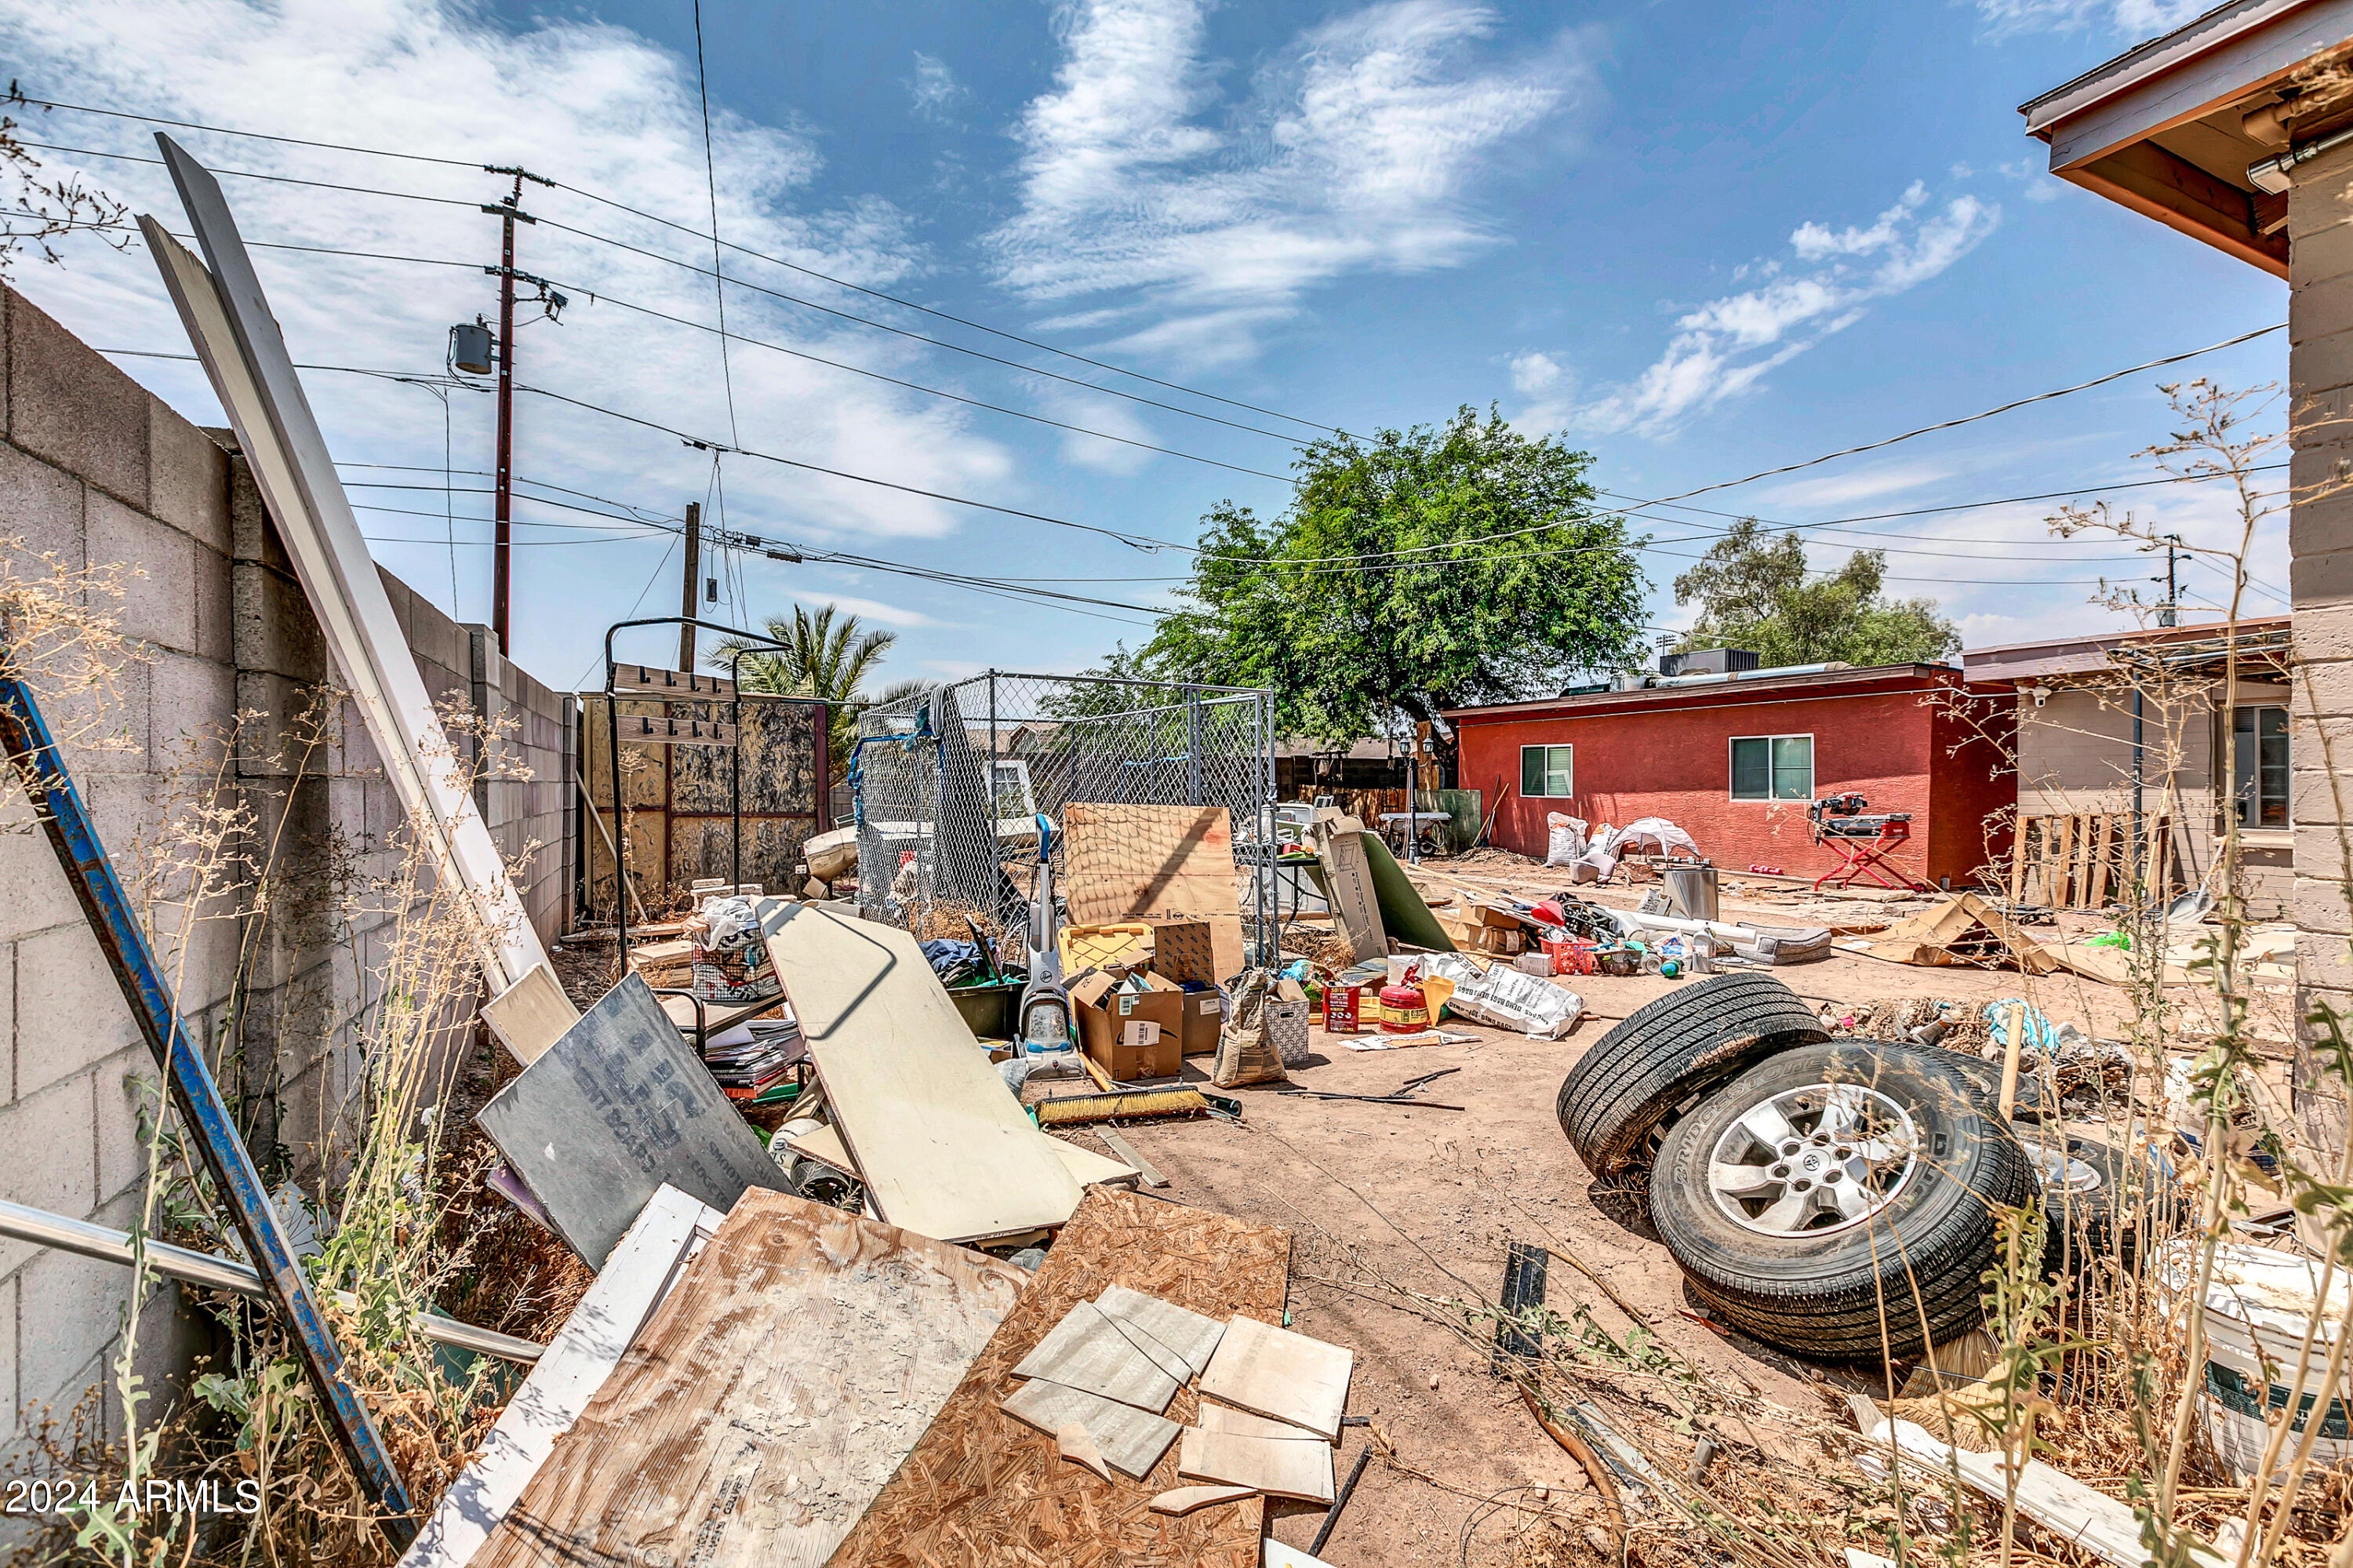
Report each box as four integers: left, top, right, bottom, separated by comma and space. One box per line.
1648, 1039, 2035, 1362
1555, 973, 1827, 1175
2008, 1122, 2171, 1275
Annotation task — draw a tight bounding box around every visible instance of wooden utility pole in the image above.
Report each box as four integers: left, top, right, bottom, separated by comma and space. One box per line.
679, 501, 702, 671
482, 166, 555, 656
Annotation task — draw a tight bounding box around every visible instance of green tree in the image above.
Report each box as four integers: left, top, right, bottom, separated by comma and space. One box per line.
1134, 406, 1645, 778
710, 603, 897, 772
1671, 517, 1958, 668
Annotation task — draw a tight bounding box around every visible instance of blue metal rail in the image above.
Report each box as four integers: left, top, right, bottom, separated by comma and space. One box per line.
0, 660, 416, 1545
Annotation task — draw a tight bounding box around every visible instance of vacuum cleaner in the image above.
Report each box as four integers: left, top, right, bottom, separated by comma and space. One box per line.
1016, 812, 1074, 1052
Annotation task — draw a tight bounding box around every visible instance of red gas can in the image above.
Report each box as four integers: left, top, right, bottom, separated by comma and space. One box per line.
1377, 966, 1429, 1033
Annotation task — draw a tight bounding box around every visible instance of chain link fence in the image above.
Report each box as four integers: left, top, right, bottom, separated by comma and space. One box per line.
852, 671, 1275, 956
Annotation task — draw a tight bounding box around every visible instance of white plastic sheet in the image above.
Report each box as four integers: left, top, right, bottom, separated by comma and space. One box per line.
1422, 952, 1582, 1039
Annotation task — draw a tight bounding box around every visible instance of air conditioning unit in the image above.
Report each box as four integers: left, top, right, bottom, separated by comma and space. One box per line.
1660, 647, 1760, 677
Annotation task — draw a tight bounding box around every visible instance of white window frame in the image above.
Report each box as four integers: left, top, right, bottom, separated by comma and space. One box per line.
1729, 733, 1815, 802
1519, 743, 1574, 799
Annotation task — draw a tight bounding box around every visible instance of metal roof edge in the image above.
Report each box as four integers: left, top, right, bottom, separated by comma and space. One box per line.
2017, 0, 2302, 132
1442, 663, 1965, 723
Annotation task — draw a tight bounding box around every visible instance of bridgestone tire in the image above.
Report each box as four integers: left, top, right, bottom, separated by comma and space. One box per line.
1648, 1041, 2035, 1362
1555, 973, 1827, 1175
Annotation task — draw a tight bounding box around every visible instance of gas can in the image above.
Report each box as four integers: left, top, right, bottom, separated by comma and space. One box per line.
1325, 983, 1363, 1034
1377, 966, 1428, 1033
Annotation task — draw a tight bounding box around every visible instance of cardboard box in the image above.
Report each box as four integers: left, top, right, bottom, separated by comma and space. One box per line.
1473, 926, 1526, 956
1143, 916, 1220, 988
1069, 970, 1186, 1079
1176, 987, 1225, 1056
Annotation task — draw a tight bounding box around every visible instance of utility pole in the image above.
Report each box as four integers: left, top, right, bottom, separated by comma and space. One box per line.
2150, 532, 2184, 628
479, 166, 556, 656
678, 501, 702, 671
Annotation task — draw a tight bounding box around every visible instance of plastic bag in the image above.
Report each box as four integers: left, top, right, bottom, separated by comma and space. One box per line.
1544, 813, 1589, 868
1212, 970, 1289, 1087
1421, 952, 1582, 1039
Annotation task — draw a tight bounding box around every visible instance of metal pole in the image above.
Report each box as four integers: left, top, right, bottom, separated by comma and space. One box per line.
493, 176, 518, 657
1405, 722, 1418, 865
988, 672, 1004, 934
678, 501, 702, 671
1186, 687, 1203, 806
0, 664, 418, 1545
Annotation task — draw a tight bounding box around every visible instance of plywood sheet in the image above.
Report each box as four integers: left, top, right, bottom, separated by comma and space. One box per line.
824, 1187, 1292, 1568
999, 1379, 1181, 1480
1097, 1283, 1225, 1379
471, 1188, 1024, 1568
766, 904, 1082, 1242
475, 974, 790, 1266
1195, 1315, 1353, 1440
785, 1122, 1139, 1190
1196, 1402, 1326, 1444
1012, 1301, 1181, 1410
1176, 1427, 1334, 1504
1062, 803, 1246, 980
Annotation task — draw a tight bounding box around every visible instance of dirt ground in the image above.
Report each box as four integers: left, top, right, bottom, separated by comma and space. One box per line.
1051, 867, 2296, 1567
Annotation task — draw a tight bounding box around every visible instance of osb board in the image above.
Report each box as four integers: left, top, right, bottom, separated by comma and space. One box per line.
1061, 804, 1245, 980
471, 1188, 1025, 1568
823, 1187, 1293, 1568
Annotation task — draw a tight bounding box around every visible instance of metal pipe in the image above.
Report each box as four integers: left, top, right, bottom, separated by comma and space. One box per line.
0, 1199, 544, 1364
2249, 121, 2353, 193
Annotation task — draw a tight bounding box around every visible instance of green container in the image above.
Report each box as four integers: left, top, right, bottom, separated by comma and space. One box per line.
949, 979, 1023, 1039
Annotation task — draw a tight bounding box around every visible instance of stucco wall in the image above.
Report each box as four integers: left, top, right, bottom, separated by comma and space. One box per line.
1456, 678, 2009, 887
0, 283, 575, 1458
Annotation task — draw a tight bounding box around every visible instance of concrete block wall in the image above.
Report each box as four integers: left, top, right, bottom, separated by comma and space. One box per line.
0, 283, 576, 1454
2289, 139, 2353, 1156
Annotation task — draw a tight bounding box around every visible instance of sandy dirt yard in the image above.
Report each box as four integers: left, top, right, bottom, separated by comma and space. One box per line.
1050, 873, 2293, 1567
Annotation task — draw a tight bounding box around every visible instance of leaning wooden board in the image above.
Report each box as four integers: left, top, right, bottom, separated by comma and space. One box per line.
470, 1188, 1026, 1568
765, 904, 1084, 1242
1060, 803, 1247, 980
824, 1188, 1293, 1567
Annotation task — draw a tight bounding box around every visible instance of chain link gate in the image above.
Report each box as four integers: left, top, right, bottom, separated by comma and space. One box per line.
852, 671, 1275, 961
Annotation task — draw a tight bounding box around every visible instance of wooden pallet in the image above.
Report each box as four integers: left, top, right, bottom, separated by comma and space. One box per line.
2008, 812, 2173, 909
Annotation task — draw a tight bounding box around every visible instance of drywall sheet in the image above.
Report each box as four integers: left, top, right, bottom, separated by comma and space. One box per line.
826, 1188, 1292, 1567
476, 974, 789, 1265
1062, 803, 1246, 980
470, 1189, 1024, 1568
766, 903, 1082, 1242
784, 1121, 1139, 1190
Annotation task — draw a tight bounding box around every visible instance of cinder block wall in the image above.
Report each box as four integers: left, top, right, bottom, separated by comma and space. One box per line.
2289, 142, 2353, 1156
0, 284, 575, 1456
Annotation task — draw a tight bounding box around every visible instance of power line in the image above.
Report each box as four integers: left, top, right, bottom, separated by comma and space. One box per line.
11, 94, 479, 169
689, 0, 740, 456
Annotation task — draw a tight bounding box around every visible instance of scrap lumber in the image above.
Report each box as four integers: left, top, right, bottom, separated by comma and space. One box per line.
1061, 802, 1248, 979
481, 962, 580, 1066
1012, 1300, 1184, 1410
468, 1189, 1023, 1568
1176, 1426, 1335, 1504
824, 1188, 1292, 1567
1838, 893, 2057, 977
1000, 1380, 1182, 1479
1097, 1282, 1225, 1377
784, 1120, 1141, 1191
765, 903, 1084, 1242
398, 1186, 722, 1568
475, 975, 790, 1265
1195, 1315, 1354, 1439
1149, 1486, 1255, 1515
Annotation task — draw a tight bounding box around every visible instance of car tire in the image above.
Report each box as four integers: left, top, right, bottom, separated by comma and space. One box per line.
1648, 1040, 2035, 1362
2008, 1122, 2170, 1275
1555, 973, 1827, 1174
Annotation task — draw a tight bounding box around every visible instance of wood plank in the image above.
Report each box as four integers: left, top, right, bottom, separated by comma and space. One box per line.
475, 974, 791, 1266
785, 1122, 1140, 1191
2008, 813, 2028, 904
1149, 1486, 1256, 1516
999, 1379, 1183, 1479
2089, 813, 2114, 908
1198, 1402, 1326, 1443
1096, 1130, 1168, 1189
1097, 1283, 1226, 1379
1196, 1315, 1354, 1440
1176, 1427, 1335, 1504
825, 1188, 1292, 1567
765, 903, 1083, 1243
470, 1189, 1024, 1568
1265, 1544, 1342, 1568
1012, 1301, 1183, 1411
1061, 803, 1247, 980
482, 962, 580, 1067
2056, 814, 2078, 908
395, 1186, 721, 1568
609, 663, 735, 698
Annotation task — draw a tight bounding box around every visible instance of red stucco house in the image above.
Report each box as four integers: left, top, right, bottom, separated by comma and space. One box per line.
1446, 663, 2017, 888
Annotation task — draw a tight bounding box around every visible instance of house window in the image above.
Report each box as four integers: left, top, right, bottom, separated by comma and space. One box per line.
2232, 705, 2289, 828
1520, 744, 1573, 799
1731, 735, 1813, 801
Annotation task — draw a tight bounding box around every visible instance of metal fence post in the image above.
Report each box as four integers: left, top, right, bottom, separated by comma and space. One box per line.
1186, 686, 1203, 806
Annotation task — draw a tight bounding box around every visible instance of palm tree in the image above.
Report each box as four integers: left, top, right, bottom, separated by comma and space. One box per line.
710, 605, 898, 776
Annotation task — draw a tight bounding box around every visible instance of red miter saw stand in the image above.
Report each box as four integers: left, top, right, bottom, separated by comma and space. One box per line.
1808, 792, 1929, 893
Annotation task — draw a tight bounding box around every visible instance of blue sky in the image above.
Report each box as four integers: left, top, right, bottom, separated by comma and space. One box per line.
0, 0, 2291, 697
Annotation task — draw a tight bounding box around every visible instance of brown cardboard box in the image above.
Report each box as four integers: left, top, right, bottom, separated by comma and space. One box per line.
1473, 925, 1526, 956
1176, 987, 1225, 1056
1143, 916, 1220, 988
1068, 970, 1186, 1079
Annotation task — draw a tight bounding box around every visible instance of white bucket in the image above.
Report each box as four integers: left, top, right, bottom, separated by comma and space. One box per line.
2178, 1243, 2353, 1480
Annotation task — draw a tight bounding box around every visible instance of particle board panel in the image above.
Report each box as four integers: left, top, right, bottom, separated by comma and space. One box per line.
1176, 1427, 1335, 1504
823, 1187, 1292, 1568
471, 1188, 1025, 1568
785, 1121, 1140, 1191
766, 903, 1083, 1242
482, 962, 580, 1067
1311, 815, 1386, 966
398, 1186, 722, 1568
1061, 803, 1246, 980
1096, 1283, 1225, 1379
1012, 1301, 1183, 1409
1195, 1315, 1354, 1440
1196, 1402, 1327, 1444
999, 1379, 1182, 1479
476, 974, 791, 1266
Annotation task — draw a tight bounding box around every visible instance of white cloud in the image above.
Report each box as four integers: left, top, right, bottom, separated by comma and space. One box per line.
0, 0, 1023, 680
1973, 0, 2207, 38
1564, 183, 1999, 436
1757, 460, 1956, 510
987, 0, 1587, 368
789, 591, 939, 628
907, 51, 969, 124
1509, 351, 1562, 395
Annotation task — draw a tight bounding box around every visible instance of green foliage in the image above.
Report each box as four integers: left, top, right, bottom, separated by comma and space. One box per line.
1134, 406, 1645, 748
711, 603, 900, 773
1672, 517, 1959, 668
